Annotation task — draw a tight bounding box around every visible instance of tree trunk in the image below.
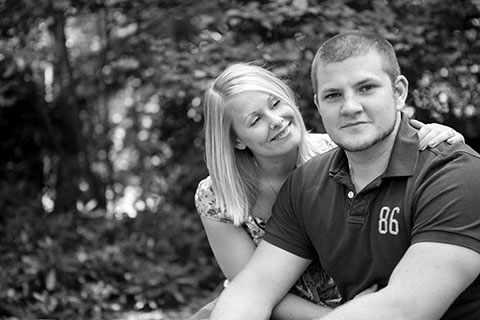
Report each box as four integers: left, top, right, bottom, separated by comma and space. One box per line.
47, 5, 106, 213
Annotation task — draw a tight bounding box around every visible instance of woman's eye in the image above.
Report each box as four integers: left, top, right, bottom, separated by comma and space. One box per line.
251, 117, 260, 126
271, 99, 280, 108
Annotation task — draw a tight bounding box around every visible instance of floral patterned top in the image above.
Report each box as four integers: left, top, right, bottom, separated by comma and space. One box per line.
194, 133, 341, 307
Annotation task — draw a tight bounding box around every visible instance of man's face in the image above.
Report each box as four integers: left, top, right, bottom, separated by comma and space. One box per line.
314, 50, 407, 152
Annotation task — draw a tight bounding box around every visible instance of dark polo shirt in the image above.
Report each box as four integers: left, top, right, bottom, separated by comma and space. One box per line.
265, 114, 480, 319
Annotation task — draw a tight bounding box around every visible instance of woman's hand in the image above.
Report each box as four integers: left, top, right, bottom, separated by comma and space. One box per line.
410, 119, 465, 151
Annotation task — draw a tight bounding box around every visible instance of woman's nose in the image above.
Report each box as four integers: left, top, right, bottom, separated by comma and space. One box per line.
269, 116, 284, 129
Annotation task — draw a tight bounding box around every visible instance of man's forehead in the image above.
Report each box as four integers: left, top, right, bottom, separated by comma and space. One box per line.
317, 70, 386, 91
316, 53, 387, 88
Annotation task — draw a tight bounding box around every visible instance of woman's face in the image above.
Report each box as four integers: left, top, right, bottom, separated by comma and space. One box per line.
227, 91, 302, 160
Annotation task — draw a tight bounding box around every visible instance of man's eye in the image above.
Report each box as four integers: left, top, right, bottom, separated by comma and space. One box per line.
324, 93, 340, 100
360, 85, 375, 92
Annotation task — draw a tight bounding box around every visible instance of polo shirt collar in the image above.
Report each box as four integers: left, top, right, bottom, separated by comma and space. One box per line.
384, 113, 418, 178
329, 113, 418, 179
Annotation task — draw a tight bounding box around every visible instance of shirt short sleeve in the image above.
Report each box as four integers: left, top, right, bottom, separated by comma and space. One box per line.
410, 147, 480, 253
264, 172, 317, 259
194, 176, 233, 224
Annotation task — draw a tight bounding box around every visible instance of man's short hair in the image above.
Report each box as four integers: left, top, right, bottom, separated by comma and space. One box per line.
311, 30, 401, 95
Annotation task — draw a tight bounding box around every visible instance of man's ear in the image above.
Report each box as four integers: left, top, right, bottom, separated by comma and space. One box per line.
235, 140, 246, 150
394, 75, 409, 110
313, 94, 320, 109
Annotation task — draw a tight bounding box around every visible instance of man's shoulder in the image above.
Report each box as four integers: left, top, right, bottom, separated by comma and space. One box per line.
413, 142, 480, 185
294, 147, 339, 178
308, 145, 338, 163
421, 141, 480, 164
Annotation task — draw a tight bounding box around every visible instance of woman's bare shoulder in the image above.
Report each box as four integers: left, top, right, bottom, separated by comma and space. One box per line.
307, 133, 337, 154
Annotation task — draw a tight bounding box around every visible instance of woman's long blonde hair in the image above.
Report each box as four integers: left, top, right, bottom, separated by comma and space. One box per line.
203, 63, 317, 225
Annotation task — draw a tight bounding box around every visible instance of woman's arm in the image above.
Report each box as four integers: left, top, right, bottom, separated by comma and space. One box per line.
200, 217, 256, 279
309, 120, 463, 154
201, 217, 333, 320
410, 119, 464, 150
210, 241, 319, 320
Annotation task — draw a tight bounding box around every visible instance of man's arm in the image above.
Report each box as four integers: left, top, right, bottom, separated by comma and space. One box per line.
316, 242, 480, 320
210, 240, 313, 320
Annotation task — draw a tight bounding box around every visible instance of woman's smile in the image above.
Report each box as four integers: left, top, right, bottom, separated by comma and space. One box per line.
270, 122, 292, 142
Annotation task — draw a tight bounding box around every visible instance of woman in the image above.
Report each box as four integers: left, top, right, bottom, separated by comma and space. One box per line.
191, 63, 464, 320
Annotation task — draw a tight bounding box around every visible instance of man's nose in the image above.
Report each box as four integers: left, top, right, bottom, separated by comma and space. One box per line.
341, 93, 363, 114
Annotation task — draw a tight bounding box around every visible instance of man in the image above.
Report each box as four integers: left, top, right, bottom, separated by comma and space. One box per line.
209, 30, 480, 320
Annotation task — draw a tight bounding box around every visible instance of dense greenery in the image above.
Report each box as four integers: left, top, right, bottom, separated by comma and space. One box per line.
1, 0, 479, 318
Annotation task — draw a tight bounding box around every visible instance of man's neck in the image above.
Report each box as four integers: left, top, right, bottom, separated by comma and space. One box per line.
346, 115, 401, 192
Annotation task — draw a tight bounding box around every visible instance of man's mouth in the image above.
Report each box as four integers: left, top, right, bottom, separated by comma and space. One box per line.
342, 121, 367, 129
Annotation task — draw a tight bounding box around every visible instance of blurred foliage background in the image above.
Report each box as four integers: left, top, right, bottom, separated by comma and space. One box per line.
0, 0, 479, 319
